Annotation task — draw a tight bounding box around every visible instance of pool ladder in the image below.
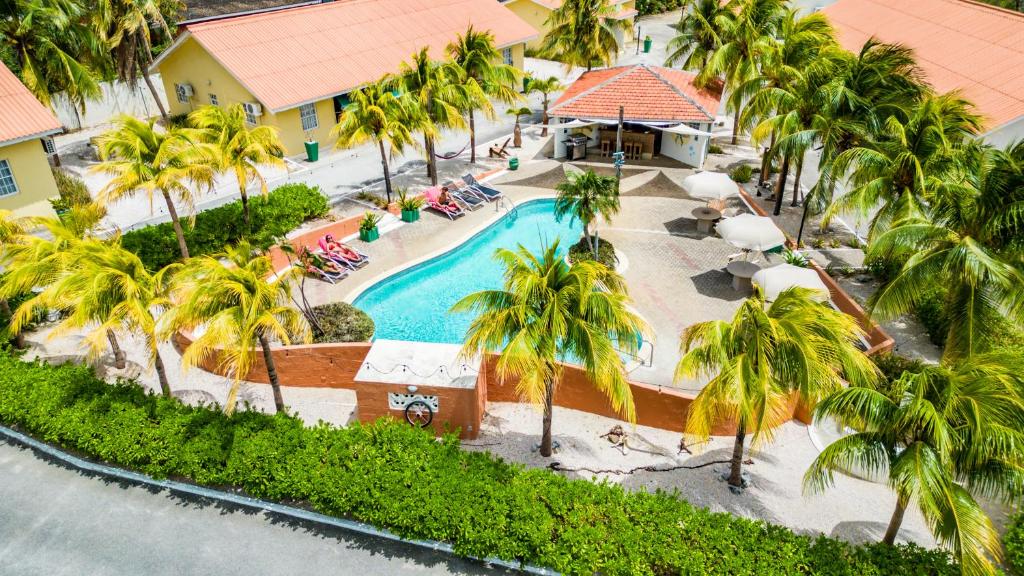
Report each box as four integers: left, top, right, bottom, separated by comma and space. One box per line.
619, 338, 654, 372
495, 197, 518, 218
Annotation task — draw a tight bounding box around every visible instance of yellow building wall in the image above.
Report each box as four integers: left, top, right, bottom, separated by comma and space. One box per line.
261, 98, 337, 157
0, 139, 58, 218
156, 36, 257, 119
504, 0, 552, 50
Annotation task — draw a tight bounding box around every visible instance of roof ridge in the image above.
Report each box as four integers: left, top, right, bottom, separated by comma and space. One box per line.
950, 0, 1024, 20
644, 65, 714, 122
549, 65, 635, 113
188, 0, 370, 29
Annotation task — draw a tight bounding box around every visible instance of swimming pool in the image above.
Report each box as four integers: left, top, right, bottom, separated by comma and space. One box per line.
353, 199, 583, 343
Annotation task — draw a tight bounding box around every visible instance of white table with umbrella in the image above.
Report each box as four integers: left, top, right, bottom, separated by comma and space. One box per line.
716, 214, 787, 291
751, 263, 830, 301
683, 171, 738, 233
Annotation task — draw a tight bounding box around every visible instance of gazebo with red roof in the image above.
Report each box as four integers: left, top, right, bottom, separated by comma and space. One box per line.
547, 64, 723, 168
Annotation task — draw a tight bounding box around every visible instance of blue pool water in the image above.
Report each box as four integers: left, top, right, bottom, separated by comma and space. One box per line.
353, 199, 583, 343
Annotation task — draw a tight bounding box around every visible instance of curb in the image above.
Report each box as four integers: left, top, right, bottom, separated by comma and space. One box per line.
0, 424, 557, 576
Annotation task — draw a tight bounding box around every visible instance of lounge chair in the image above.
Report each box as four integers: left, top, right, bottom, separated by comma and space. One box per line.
488, 138, 511, 159
317, 238, 370, 269
423, 186, 466, 220
444, 181, 485, 211
461, 174, 503, 201
296, 261, 348, 283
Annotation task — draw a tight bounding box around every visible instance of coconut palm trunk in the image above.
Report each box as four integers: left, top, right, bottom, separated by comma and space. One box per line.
469, 109, 477, 163
1, 299, 24, 348
424, 135, 438, 186
773, 155, 791, 216
235, 169, 252, 232
107, 329, 127, 369
153, 349, 172, 398
791, 155, 805, 206
540, 376, 556, 457
731, 107, 741, 145
728, 422, 746, 488
759, 131, 777, 187
259, 334, 286, 413
161, 190, 190, 259
141, 51, 169, 123
378, 139, 395, 203
882, 498, 908, 545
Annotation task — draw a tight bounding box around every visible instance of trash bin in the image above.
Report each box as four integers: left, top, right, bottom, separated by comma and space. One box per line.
643, 37, 653, 53
523, 77, 530, 93
304, 140, 319, 162
509, 157, 519, 170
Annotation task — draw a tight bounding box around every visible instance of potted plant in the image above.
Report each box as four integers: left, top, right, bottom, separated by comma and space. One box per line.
397, 188, 424, 223
359, 211, 382, 242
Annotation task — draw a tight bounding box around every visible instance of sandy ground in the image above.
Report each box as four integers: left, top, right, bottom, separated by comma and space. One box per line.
466, 402, 938, 547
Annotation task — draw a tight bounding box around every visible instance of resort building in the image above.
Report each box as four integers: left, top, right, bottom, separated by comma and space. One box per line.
822, 0, 1024, 147
500, 0, 637, 51
152, 0, 537, 155
0, 64, 61, 218
547, 64, 722, 168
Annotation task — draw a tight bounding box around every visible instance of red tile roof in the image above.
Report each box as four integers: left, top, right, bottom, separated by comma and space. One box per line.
0, 64, 62, 147
823, 0, 1024, 131
548, 64, 721, 123
165, 0, 538, 112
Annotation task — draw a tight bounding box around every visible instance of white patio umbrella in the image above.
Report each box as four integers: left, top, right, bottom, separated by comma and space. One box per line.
751, 264, 830, 301
715, 213, 786, 251
682, 171, 738, 201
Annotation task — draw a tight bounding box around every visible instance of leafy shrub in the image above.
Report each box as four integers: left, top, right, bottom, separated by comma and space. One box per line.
708, 144, 724, 154
48, 168, 92, 213
782, 249, 809, 267
730, 164, 754, 183
122, 183, 328, 271
1005, 512, 1024, 575
0, 353, 959, 575
872, 352, 926, 384
913, 288, 950, 348
568, 236, 617, 269
359, 211, 382, 231
310, 302, 374, 343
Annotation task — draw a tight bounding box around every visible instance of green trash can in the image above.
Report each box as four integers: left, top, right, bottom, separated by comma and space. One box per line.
304, 140, 319, 162
523, 77, 530, 93
643, 37, 653, 53
509, 157, 519, 170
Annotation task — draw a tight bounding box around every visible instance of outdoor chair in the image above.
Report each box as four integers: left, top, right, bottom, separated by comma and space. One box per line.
488, 138, 511, 158
461, 174, 503, 201
295, 261, 348, 283
445, 183, 485, 211
317, 238, 370, 269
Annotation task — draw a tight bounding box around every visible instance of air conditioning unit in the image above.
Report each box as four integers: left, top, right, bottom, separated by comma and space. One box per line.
242, 102, 263, 117
174, 83, 194, 102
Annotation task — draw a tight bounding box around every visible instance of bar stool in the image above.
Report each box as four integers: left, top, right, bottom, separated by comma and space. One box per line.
600, 140, 611, 157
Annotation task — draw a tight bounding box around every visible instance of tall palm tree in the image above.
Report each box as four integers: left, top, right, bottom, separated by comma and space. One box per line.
93, 115, 216, 260
0, 210, 31, 348
25, 239, 177, 396
554, 169, 619, 257
454, 241, 649, 457
332, 80, 423, 204
190, 103, 286, 230
865, 143, 1024, 361
540, 0, 626, 71
447, 26, 521, 163
805, 353, 1024, 575
702, 0, 786, 144
525, 76, 564, 137
0, 0, 102, 111
823, 93, 981, 240
665, 0, 729, 73
389, 48, 467, 186
676, 287, 877, 489
93, 0, 175, 121
162, 242, 310, 413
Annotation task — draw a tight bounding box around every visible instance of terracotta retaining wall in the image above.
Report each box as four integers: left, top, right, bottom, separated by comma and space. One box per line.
267, 213, 365, 273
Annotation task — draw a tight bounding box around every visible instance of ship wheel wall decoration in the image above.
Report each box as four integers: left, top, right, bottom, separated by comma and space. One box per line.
404, 400, 434, 427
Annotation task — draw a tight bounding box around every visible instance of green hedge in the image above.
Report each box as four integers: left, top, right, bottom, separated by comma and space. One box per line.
121, 183, 328, 271
1006, 513, 1024, 575
0, 353, 957, 575
567, 236, 618, 269
636, 0, 685, 15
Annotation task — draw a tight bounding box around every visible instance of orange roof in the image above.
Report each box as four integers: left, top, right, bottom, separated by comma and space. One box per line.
823, 0, 1024, 131
164, 0, 538, 112
513, 0, 635, 18
548, 64, 721, 123
0, 64, 61, 147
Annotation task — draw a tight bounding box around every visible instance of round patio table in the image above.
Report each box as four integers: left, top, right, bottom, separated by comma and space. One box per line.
692, 206, 722, 234
726, 260, 760, 292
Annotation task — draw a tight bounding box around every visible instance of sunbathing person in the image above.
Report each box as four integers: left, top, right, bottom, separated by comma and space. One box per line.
309, 252, 347, 275
321, 234, 364, 263
437, 188, 461, 213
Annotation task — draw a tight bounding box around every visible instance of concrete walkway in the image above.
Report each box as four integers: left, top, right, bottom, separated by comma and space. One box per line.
0, 440, 512, 576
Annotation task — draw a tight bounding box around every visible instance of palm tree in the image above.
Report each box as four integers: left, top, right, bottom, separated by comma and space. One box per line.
389, 48, 466, 186
93, 115, 216, 260
0, 0, 102, 111
525, 76, 564, 137
454, 241, 648, 457
665, 0, 729, 73
27, 239, 177, 396
540, 0, 626, 71
190, 103, 286, 230
162, 241, 310, 413
332, 80, 422, 204
865, 143, 1024, 361
447, 26, 521, 163
805, 353, 1024, 575
0, 210, 31, 348
93, 0, 174, 121
507, 106, 532, 147
676, 287, 877, 489
554, 169, 619, 257
823, 93, 981, 240
702, 0, 786, 144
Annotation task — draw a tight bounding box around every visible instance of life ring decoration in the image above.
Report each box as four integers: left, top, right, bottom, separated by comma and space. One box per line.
404, 400, 434, 427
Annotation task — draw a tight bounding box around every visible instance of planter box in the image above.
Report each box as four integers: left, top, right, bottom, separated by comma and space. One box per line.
401, 209, 420, 223
359, 227, 380, 242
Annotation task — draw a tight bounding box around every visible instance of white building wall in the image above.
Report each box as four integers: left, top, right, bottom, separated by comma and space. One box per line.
979, 116, 1024, 150
660, 124, 711, 168
51, 74, 168, 131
